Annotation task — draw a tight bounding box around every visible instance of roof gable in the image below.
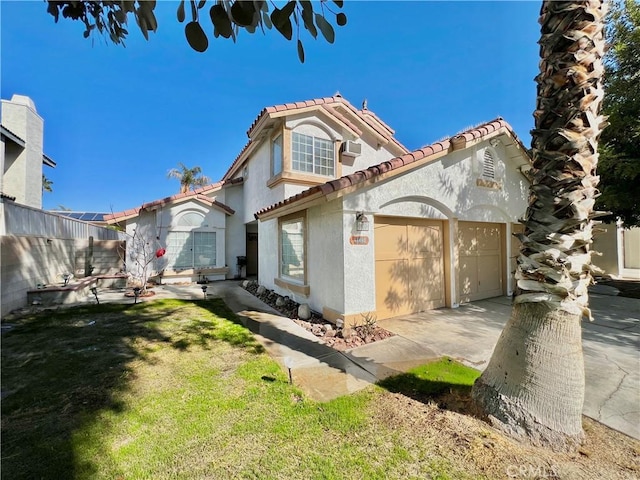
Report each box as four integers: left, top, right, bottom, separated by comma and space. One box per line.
255, 118, 531, 220
222, 95, 408, 181
105, 178, 241, 224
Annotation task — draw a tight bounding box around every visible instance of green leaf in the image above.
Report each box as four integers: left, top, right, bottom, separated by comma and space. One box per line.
230, 1, 256, 27
271, 8, 293, 40
297, 39, 305, 63
281, 0, 296, 17
336, 12, 347, 26
177, 0, 185, 22
315, 13, 335, 44
190, 0, 197, 20
300, 1, 317, 38
185, 21, 209, 52
332, 0, 344, 7
210, 4, 233, 38
197, 0, 206, 8
262, 10, 272, 29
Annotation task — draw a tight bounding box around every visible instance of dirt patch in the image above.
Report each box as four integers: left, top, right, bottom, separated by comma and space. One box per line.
241, 280, 393, 351
371, 391, 640, 479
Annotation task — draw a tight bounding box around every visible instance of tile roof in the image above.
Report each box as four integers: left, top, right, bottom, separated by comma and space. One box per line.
104, 178, 242, 224
255, 118, 529, 219
222, 95, 408, 181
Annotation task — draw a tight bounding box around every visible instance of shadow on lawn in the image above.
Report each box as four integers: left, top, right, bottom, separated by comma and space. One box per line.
377, 359, 482, 417
0, 298, 260, 480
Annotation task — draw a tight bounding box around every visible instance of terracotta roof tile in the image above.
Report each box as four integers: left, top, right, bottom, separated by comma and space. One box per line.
106, 178, 241, 224
255, 118, 524, 219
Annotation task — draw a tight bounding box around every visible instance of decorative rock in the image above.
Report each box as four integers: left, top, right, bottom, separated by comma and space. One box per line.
298, 303, 311, 320
325, 329, 336, 338
242, 280, 250, 288
275, 296, 286, 307
325, 324, 333, 332
256, 285, 266, 295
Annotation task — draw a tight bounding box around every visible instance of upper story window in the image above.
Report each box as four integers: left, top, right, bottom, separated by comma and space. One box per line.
272, 134, 283, 176
292, 132, 334, 177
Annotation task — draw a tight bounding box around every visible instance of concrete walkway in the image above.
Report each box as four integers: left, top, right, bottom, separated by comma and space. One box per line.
90, 281, 640, 440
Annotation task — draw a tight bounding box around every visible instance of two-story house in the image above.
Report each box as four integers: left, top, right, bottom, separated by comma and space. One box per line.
106, 94, 533, 326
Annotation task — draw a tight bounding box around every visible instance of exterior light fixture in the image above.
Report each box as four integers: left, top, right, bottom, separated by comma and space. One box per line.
133, 287, 141, 304
355, 212, 369, 232
62, 273, 71, 286
201, 285, 208, 299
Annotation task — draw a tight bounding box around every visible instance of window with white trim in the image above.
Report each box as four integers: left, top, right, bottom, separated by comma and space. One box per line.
292, 132, 334, 176
272, 134, 283, 176
165, 211, 216, 270
166, 231, 217, 269
280, 217, 305, 282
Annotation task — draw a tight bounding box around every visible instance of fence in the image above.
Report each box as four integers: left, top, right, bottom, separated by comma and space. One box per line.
1, 201, 125, 240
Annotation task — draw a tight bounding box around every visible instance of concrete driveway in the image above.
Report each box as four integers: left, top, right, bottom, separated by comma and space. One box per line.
374, 293, 640, 440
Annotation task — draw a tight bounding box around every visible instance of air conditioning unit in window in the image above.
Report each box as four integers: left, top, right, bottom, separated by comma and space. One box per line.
341, 140, 362, 159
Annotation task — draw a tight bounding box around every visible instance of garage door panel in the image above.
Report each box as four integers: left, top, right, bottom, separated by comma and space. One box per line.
477, 255, 502, 293
375, 259, 408, 319
477, 225, 501, 251
459, 256, 478, 298
375, 217, 445, 320
408, 224, 442, 258
458, 222, 504, 303
374, 224, 406, 261
409, 258, 444, 308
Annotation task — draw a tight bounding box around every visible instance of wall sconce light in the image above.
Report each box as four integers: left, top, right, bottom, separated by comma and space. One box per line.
355, 212, 369, 232
201, 285, 208, 299
133, 287, 141, 304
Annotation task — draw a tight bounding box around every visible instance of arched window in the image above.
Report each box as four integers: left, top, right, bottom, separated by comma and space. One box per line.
177, 211, 205, 227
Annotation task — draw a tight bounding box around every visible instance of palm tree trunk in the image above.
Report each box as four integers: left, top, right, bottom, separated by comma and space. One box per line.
472, 0, 607, 451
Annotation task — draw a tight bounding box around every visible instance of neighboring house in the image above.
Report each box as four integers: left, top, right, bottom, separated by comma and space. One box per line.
1, 94, 56, 208
107, 95, 534, 326
50, 211, 110, 227
592, 221, 640, 280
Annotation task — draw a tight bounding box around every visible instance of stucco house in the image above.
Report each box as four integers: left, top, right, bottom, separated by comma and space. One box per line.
1, 94, 56, 208
107, 95, 534, 325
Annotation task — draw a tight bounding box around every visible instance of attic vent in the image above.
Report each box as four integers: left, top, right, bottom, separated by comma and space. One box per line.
341, 140, 362, 158
482, 149, 496, 179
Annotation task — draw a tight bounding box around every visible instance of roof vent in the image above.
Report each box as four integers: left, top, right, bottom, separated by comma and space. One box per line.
341, 140, 362, 158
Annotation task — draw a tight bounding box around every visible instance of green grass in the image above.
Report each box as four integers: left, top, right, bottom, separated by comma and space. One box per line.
1, 299, 480, 480
378, 357, 481, 398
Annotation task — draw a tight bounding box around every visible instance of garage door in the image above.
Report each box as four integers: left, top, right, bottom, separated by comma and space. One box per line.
458, 222, 504, 303
375, 217, 445, 320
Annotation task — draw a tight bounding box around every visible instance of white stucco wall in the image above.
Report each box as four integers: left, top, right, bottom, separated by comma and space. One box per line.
241, 141, 286, 224
258, 218, 278, 289
1, 96, 45, 209
339, 130, 399, 176
344, 140, 529, 222
307, 201, 345, 313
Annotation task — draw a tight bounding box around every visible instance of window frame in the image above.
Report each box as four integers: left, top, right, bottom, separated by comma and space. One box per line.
271, 132, 283, 176
291, 131, 335, 177
276, 211, 310, 295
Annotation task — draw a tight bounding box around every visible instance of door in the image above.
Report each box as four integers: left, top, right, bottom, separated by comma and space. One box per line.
375, 217, 445, 320
458, 222, 504, 303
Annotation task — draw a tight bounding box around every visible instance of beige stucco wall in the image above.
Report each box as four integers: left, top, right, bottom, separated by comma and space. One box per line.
1, 95, 45, 209
1, 236, 123, 316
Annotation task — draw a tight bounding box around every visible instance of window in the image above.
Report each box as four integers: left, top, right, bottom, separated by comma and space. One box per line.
482, 149, 496, 179
166, 231, 216, 269
280, 217, 305, 282
292, 132, 334, 176
272, 134, 283, 176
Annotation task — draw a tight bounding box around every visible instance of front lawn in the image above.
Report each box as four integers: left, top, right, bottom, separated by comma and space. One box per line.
2, 299, 638, 479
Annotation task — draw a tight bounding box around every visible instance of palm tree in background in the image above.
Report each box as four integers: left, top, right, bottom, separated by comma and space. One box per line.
42, 175, 53, 193
472, 0, 608, 451
167, 163, 211, 194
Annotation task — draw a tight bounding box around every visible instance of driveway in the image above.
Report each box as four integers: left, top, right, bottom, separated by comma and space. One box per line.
376, 293, 640, 440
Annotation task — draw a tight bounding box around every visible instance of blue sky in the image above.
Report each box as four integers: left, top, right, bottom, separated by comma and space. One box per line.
1, 1, 541, 213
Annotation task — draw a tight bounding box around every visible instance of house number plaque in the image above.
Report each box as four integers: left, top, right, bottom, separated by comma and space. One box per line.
349, 235, 369, 245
